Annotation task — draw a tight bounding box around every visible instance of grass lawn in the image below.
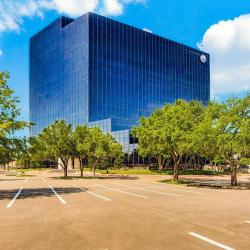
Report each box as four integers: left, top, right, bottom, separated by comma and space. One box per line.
5, 174, 36, 177
94, 169, 230, 175
59, 176, 106, 180
8, 168, 53, 172
157, 180, 198, 185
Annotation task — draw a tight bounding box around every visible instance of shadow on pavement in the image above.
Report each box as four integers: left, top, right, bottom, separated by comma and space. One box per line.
0, 187, 86, 201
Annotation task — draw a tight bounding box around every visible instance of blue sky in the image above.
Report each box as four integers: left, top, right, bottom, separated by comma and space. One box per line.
0, 0, 250, 136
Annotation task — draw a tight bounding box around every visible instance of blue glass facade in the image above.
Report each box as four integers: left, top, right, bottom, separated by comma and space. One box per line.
30, 15, 89, 135
30, 12, 210, 153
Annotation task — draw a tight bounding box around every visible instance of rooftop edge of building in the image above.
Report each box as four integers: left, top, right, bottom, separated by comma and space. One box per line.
30, 11, 209, 57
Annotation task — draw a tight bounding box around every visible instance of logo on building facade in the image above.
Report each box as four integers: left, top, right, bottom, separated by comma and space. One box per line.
200, 54, 207, 63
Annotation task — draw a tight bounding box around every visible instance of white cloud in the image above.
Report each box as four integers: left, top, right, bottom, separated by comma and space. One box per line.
143, 27, 152, 33
0, 0, 147, 35
197, 14, 250, 96
52, 0, 99, 17
0, 0, 41, 33
101, 0, 123, 16
122, 0, 146, 3
0, 50, 2, 56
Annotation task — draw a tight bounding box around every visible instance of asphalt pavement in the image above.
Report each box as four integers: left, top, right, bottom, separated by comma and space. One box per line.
0, 172, 249, 250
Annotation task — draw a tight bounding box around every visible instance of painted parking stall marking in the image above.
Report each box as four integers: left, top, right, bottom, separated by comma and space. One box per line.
49, 185, 66, 204
73, 184, 111, 201
3, 179, 10, 183
189, 232, 235, 250
132, 182, 206, 194
42, 178, 46, 182
6, 186, 23, 208
24, 178, 28, 183
114, 183, 180, 197
245, 221, 250, 224
95, 184, 149, 199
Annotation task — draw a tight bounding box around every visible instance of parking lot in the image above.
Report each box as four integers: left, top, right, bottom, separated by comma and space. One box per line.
0, 172, 250, 250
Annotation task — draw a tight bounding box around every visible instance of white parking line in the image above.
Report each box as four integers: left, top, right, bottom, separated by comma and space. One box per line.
57, 177, 64, 181
24, 178, 28, 183
42, 178, 46, 182
6, 186, 23, 208
189, 232, 235, 250
153, 182, 228, 193
95, 184, 149, 199
245, 221, 250, 224
73, 184, 111, 201
3, 179, 10, 183
114, 183, 180, 197
132, 182, 206, 194
49, 185, 66, 204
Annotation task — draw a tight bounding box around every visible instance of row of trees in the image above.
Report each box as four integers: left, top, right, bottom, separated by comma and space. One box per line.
0, 71, 123, 178
132, 94, 250, 186
1, 71, 250, 185
17, 120, 124, 177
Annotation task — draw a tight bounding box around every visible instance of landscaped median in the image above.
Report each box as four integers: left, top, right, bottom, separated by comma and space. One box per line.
157, 179, 250, 190
2, 168, 51, 177
94, 169, 231, 176
4, 169, 35, 177
157, 180, 197, 185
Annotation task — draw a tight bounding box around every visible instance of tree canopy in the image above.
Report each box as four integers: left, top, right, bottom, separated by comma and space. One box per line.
0, 72, 29, 137
28, 120, 124, 178
133, 94, 250, 185
87, 127, 124, 178
133, 99, 204, 181
38, 119, 73, 177
0, 71, 31, 167
195, 94, 250, 186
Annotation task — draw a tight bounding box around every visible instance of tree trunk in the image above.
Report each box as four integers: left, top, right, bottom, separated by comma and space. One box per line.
158, 155, 163, 171
64, 167, 68, 177
230, 164, 237, 186
164, 158, 171, 170
173, 153, 181, 181
61, 158, 68, 177
79, 158, 83, 177
193, 156, 197, 170
93, 157, 101, 178
184, 152, 189, 171
174, 163, 179, 181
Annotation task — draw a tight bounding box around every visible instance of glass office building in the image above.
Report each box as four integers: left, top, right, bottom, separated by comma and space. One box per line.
30, 12, 210, 153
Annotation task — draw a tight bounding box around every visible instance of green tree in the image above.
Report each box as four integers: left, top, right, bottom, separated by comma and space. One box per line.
16, 137, 47, 168
73, 124, 91, 177
196, 94, 250, 186
39, 119, 73, 177
131, 108, 170, 170
240, 158, 250, 165
133, 100, 204, 181
0, 137, 15, 170
15, 137, 31, 168
163, 100, 204, 181
88, 127, 123, 178
0, 71, 30, 167
0, 72, 29, 136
